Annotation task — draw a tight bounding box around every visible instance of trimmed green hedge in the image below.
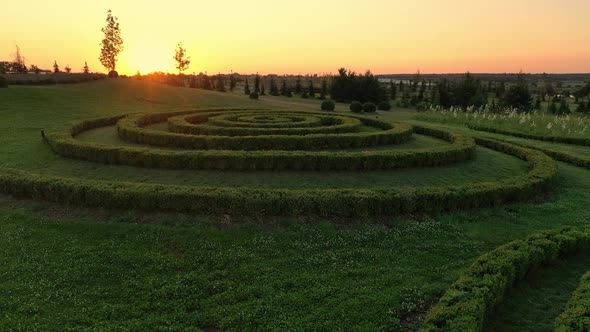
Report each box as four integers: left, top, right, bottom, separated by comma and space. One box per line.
168, 112, 363, 136
421, 227, 590, 332
469, 124, 590, 147
210, 114, 321, 128
555, 271, 590, 331
117, 111, 413, 151
24, 135, 557, 215
46, 115, 476, 171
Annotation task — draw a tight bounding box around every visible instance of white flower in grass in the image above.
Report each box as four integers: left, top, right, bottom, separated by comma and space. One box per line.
547, 122, 553, 130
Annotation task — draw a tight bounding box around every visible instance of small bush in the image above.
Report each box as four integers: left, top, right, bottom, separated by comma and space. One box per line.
350, 101, 363, 113
377, 101, 391, 111
0, 76, 7, 88
249, 92, 259, 100
363, 102, 377, 113
108, 70, 119, 78
321, 100, 336, 111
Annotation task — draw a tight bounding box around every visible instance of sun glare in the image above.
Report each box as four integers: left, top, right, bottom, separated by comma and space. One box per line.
123, 39, 175, 75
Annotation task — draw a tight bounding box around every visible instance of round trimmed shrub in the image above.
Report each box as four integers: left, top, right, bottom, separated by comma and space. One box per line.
363, 102, 377, 113
377, 101, 391, 111
249, 92, 259, 100
321, 100, 336, 111
0, 76, 7, 88
350, 101, 363, 113
108, 70, 119, 78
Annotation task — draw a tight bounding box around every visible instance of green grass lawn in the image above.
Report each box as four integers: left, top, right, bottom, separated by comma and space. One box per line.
1, 80, 589, 331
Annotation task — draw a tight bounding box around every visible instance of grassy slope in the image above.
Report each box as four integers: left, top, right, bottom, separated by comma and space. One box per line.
0, 80, 589, 331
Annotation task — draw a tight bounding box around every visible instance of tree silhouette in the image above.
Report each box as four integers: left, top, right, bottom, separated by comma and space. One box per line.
12, 45, 27, 73
254, 74, 260, 93
229, 75, 237, 91
99, 9, 124, 77
53, 61, 60, 73
173, 42, 191, 75
83, 61, 89, 74
65, 65, 72, 73
244, 78, 251, 95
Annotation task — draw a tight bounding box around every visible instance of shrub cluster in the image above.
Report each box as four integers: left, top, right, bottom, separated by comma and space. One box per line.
249, 92, 259, 99
363, 102, 377, 113
117, 111, 412, 151
350, 101, 363, 113
421, 226, 590, 332
321, 100, 336, 111
555, 271, 590, 331
378, 101, 391, 111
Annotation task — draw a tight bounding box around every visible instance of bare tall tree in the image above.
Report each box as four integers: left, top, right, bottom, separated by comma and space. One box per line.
99, 9, 124, 77
173, 42, 191, 75
12, 45, 27, 73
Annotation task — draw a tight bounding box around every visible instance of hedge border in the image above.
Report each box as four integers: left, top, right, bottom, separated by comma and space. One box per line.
117, 111, 413, 151
22, 135, 557, 216
421, 227, 590, 332
210, 114, 322, 128
554, 271, 590, 331
168, 112, 363, 136
46, 115, 476, 171
468, 124, 590, 147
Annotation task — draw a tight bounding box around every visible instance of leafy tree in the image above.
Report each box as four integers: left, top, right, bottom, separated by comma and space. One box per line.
501, 72, 532, 110
295, 76, 302, 94
548, 99, 558, 114
389, 80, 397, 100
308, 80, 315, 98
244, 78, 250, 95
329, 68, 387, 103
281, 80, 288, 96
229, 75, 237, 91
173, 42, 191, 75
99, 9, 124, 77
29, 64, 40, 74
53, 60, 60, 73
65, 65, 72, 73
216, 75, 226, 92
534, 97, 542, 110
269, 77, 279, 96
83, 61, 89, 73
435, 73, 487, 108
320, 78, 328, 100
260, 84, 266, 95
558, 99, 570, 114
254, 74, 260, 93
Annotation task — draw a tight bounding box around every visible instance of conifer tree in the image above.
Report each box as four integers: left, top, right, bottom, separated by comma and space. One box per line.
244, 78, 251, 95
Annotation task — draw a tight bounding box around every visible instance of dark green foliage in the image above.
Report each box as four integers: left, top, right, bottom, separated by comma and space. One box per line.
216, 75, 226, 92
321, 100, 335, 111
549, 99, 558, 114
295, 76, 302, 94
301, 91, 309, 99
534, 97, 542, 110
254, 75, 260, 93
244, 79, 250, 95
249, 92, 258, 99
555, 271, 590, 331
436, 73, 488, 108
350, 101, 363, 113
281, 80, 288, 96
229, 75, 237, 91
330, 68, 387, 103
269, 77, 279, 96
0, 76, 7, 88
468, 124, 590, 148
390, 80, 397, 100
320, 78, 328, 99
558, 99, 570, 114
422, 227, 590, 332
576, 101, 586, 113
378, 101, 391, 111
260, 84, 265, 95
502, 72, 532, 110
363, 102, 377, 113
308, 80, 315, 98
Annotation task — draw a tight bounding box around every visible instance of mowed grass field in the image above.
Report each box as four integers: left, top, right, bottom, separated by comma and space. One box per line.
1, 79, 590, 331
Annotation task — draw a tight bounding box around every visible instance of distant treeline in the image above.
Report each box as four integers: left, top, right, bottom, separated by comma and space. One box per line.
1, 73, 107, 85
378, 73, 590, 83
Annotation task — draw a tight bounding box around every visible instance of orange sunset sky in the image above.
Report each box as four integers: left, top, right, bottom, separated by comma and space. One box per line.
2, 0, 590, 75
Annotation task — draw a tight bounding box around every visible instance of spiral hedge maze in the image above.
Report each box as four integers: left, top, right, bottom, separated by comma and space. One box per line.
421, 226, 590, 332
0, 108, 559, 217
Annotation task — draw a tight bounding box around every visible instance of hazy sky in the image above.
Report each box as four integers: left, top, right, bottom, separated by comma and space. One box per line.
2, 0, 589, 75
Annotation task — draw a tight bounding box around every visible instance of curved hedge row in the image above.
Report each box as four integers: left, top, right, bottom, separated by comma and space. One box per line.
20, 136, 557, 215
45, 115, 476, 171
421, 227, 590, 332
468, 124, 590, 147
117, 111, 412, 151
168, 112, 363, 136
209, 114, 322, 128
555, 271, 590, 331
